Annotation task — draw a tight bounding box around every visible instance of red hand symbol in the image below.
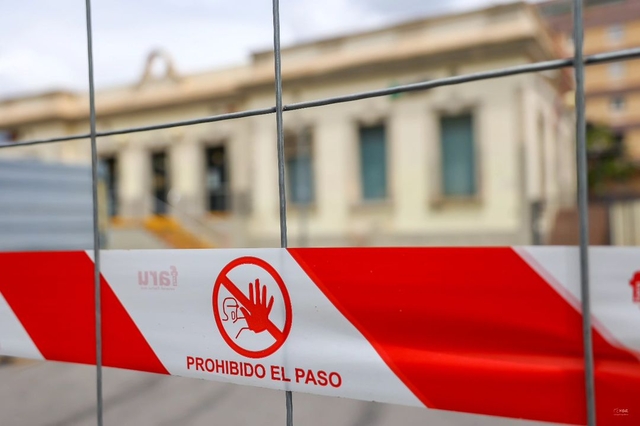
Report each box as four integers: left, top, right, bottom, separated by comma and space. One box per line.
240, 279, 274, 334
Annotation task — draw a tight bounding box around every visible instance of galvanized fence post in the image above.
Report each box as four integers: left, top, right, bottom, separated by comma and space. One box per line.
572, 0, 597, 425
269, 0, 294, 424
82, 0, 104, 424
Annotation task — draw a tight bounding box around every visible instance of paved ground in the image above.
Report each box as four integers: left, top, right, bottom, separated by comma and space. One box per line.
0, 360, 558, 426
107, 229, 168, 250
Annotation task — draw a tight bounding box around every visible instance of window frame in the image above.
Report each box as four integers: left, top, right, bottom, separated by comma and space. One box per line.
357, 122, 389, 203
284, 125, 315, 206
203, 141, 230, 214
608, 62, 626, 80
608, 24, 624, 43
610, 95, 626, 112
100, 155, 120, 218
150, 149, 171, 216
431, 105, 482, 206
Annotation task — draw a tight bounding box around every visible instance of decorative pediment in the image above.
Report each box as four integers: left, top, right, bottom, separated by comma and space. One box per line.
138, 49, 181, 87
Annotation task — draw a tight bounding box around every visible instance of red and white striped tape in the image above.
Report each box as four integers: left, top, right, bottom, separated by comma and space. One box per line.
1, 248, 639, 425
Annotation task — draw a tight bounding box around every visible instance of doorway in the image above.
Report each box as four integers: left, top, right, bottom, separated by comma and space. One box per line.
102, 156, 118, 217
205, 146, 228, 212
151, 151, 169, 215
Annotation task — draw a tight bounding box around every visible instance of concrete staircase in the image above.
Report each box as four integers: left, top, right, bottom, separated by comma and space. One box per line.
143, 216, 214, 249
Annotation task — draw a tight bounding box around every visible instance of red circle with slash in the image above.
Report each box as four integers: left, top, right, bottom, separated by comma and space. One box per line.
213, 256, 293, 358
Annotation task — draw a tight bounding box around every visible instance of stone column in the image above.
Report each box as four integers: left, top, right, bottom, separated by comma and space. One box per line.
248, 117, 279, 241
314, 112, 349, 235
119, 143, 149, 218
391, 99, 429, 229
170, 137, 204, 217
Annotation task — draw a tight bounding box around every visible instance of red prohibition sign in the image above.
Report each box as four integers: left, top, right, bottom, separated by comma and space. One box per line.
213, 256, 292, 358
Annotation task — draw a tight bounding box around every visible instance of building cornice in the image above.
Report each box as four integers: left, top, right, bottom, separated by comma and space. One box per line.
0, 2, 560, 129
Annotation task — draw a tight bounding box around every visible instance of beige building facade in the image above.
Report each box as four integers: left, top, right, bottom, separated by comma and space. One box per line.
0, 3, 576, 248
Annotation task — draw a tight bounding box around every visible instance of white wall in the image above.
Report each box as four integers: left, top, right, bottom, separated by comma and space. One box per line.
521, 73, 577, 240
243, 61, 548, 244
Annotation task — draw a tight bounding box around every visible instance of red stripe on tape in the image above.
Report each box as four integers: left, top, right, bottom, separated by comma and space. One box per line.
0, 251, 168, 375
289, 247, 640, 426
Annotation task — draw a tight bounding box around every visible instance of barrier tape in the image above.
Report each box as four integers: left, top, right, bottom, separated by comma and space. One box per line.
1, 247, 639, 425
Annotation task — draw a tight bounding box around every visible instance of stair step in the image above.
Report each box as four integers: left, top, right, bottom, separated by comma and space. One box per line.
143, 216, 214, 249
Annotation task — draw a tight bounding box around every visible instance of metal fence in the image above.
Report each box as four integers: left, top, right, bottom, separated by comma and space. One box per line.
1, 0, 639, 425
0, 158, 105, 251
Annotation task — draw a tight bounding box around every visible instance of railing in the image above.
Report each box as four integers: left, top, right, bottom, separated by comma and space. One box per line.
150, 195, 232, 248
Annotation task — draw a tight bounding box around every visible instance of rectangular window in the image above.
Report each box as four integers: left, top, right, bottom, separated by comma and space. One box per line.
440, 114, 476, 197
609, 62, 625, 80
608, 24, 624, 43
285, 127, 314, 204
538, 114, 546, 199
101, 156, 118, 217
610, 96, 626, 112
205, 145, 228, 212
359, 124, 387, 200
151, 151, 169, 215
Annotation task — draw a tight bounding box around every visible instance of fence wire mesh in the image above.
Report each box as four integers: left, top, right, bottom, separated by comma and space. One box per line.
2, 0, 637, 425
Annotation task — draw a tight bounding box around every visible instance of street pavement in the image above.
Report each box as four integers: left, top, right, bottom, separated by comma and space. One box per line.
0, 360, 560, 426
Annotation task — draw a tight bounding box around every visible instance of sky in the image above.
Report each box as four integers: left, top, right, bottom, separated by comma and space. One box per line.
0, 0, 517, 98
